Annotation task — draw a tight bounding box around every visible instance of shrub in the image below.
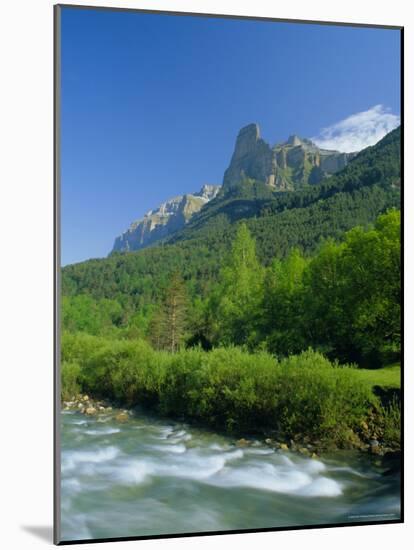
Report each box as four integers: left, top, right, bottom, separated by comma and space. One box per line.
60, 334, 378, 445
61, 361, 81, 401
379, 398, 401, 448
273, 351, 377, 441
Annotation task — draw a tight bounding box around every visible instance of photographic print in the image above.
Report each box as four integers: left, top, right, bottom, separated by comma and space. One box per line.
55, 4, 403, 544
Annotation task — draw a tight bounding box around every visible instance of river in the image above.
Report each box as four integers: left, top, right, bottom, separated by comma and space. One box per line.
60, 408, 401, 541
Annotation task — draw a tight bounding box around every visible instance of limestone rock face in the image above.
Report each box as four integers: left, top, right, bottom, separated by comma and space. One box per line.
223, 124, 276, 188
112, 184, 220, 253
222, 124, 357, 190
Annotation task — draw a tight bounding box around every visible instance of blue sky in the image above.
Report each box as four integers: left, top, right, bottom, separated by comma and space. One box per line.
60, 7, 401, 265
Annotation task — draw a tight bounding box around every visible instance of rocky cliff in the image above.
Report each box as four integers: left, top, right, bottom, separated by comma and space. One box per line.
223, 123, 356, 190
112, 184, 220, 253
112, 124, 358, 254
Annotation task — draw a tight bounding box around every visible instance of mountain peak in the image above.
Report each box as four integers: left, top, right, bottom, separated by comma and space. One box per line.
112, 184, 220, 253
286, 134, 303, 146
223, 124, 357, 190
238, 123, 261, 141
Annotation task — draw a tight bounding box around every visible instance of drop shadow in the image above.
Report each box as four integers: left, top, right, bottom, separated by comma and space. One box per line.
21, 525, 53, 543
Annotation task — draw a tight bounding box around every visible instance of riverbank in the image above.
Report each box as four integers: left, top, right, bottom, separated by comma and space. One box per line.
61, 392, 400, 458
61, 333, 400, 456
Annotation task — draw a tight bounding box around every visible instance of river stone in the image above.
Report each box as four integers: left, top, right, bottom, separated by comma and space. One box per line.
298, 447, 310, 456
85, 407, 97, 415
370, 441, 382, 455
236, 438, 250, 447
279, 443, 289, 451
82, 395, 89, 402
116, 412, 129, 423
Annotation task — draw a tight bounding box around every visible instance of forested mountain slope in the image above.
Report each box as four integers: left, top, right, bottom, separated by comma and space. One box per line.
62, 127, 401, 312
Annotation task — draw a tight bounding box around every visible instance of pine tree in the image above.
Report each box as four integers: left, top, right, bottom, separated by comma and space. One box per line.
162, 273, 188, 353
148, 306, 167, 351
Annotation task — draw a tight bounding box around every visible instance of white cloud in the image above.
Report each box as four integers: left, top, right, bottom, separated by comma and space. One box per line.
312, 105, 400, 153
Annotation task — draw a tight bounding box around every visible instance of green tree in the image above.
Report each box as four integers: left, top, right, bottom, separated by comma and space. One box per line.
210, 223, 264, 347
154, 273, 188, 353
302, 210, 400, 366
340, 209, 401, 365
261, 248, 307, 355
147, 306, 166, 350
302, 239, 346, 357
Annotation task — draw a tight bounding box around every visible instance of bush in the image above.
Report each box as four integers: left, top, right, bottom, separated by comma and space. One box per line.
273, 351, 377, 441
61, 334, 378, 445
61, 331, 107, 364
379, 398, 401, 448
61, 361, 81, 401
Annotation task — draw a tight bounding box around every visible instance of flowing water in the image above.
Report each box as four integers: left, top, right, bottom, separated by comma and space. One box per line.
60, 409, 400, 541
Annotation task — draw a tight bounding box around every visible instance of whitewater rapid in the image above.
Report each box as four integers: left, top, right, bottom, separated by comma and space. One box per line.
60, 409, 400, 541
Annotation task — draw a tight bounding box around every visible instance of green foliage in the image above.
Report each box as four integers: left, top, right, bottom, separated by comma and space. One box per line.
58, 129, 401, 450
168, 127, 400, 256
340, 210, 401, 363
208, 224, 264, 347
162, 273, 188, 352
148, 272, 188, 352
62, 209, 401, 367
62, 128, 401, 329
301, 210, 401, 365
62, 295, 123, 335
272, 353, 375, 441
61, 130, 401, 372
255, 210, 400, 366
379, 398, 401, 448
353, 364, 400, 390
61, 335, 377, 444
61, 361, 81, 401
262, 248, 308, 355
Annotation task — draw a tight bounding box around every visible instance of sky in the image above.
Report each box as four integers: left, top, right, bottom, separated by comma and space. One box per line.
60, 7, 401, 266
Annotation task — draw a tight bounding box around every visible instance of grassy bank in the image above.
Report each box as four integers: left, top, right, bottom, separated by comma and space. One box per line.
354, 364, 400, 391
61, 332, 400, 450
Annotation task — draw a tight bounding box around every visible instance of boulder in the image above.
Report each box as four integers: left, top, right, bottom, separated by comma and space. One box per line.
85, 407, 97, 415
115, 412, 129, 423
369, 440, 382, 455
